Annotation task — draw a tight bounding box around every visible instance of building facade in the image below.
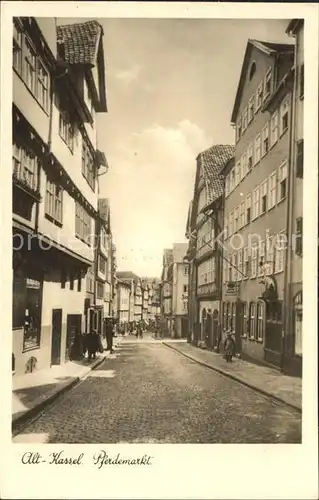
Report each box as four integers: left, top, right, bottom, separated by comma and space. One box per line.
160, 249, 174, 335
185, 146, 235, 348
221, 39, 294, 370
116, 279, 131, 325
284, 19, 304, 376
12, 18, 108, 375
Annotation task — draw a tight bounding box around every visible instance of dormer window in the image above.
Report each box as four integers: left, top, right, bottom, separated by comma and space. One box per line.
249, 61, 256, 81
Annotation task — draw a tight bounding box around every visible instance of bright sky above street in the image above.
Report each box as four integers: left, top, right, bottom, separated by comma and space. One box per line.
60, 17, 290, 277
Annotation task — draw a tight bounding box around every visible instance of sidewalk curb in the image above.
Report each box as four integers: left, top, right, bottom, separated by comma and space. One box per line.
12, 355, 107, 433
163, 343, 301, 413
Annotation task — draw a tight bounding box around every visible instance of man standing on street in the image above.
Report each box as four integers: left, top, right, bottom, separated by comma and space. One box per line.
106, 319, 114, 353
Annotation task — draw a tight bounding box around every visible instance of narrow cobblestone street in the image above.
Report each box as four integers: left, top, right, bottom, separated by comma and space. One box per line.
13, 334, 301, 444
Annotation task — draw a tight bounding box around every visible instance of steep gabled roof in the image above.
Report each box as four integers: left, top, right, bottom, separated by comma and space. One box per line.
197, 144, 235, 208
57, 20, 108, 112
57, 20, 103, 66
231, 39, 294, 123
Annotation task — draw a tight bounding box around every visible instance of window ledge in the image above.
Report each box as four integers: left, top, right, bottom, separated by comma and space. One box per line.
75, 234, 91, 248
45, 213, 63, 228
13, 68, 50, 116
22, 344, 40, 354
59, 133, 74, 154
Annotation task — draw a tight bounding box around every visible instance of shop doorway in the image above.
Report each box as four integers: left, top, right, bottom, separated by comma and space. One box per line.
66, 314, 82, 362
51, 308, 62, 365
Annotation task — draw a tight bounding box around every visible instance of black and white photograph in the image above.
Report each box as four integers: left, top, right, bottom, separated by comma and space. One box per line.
1, 1, 318, 499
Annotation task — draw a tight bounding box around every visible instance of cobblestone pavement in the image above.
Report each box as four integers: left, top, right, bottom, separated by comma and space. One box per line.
13, 337, 301, 443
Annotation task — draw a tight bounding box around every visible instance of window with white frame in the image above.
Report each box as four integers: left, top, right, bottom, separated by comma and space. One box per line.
278, 161, 288, 201
247, 144, 253, 170
243, 302, 249, 336
230, 169, 235, 192
240, 151, 247, 180
255, 82, 263, 111
295, 217, 303, 256
13, 20, 23, 74
249, 303, 257, 339
237, 250, 243, 281
223, 258, 228, 284
261, 123, 269, 157
254, 134, 261, 164
236, 117, 242, 143
13, 23, 50, 112
235, 161, 240, 186
24, 38, 36, 95
280, 96, 290, 135
251, 245, 258, 278
268, 171, 277, 209
248, 95, 255, 123
260, 180, 268, 214
225, 175, 230, 197
265, 236, 274, 275
232, 253, 237, 282
97, 282, 104, 300
82, 137, 95, 191
240, 201, 245, 228
234, 206, 239, 233
224, 216, 228, 240
45, 178, 63, 224
274, 233, 285, 273
12, 142, 38, 191
75, 202, 92, 245
257, 301, 266, 342
37, 60, 49, 111
227, 255, 233, 282
59, 106, 74, 151
263, 68, 272, 100
258, 240, 265, 277
242, 106, 248, 132
252, 186, 260, 220
245, 194, 251, 224
229, 211, 234, 236
244, 247, 250, 278
270, 111, 279, 147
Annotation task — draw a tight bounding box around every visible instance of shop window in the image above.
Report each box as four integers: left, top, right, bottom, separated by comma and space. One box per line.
249, 302, 256, 340
242, 302, 249, 337
257, 301, 266, 342
23, 278, 42, 350
293, 292, 302, 356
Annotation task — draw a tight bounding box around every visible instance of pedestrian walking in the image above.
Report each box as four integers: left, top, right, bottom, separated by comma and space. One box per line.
224, 331, 235, 363
106, 319, 114, 353
86, 329, 100, 360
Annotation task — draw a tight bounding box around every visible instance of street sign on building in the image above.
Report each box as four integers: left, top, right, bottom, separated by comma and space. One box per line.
225, 281, 240, 296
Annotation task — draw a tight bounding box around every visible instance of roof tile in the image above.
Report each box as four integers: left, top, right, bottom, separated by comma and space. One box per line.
57, 20, 103, 66
198, 145, 235, 207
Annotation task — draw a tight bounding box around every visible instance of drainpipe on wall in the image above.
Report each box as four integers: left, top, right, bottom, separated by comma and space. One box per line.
281, 44, 298, 372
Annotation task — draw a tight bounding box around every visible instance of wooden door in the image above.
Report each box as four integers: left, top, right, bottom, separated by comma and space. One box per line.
51, 309, 62, 365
